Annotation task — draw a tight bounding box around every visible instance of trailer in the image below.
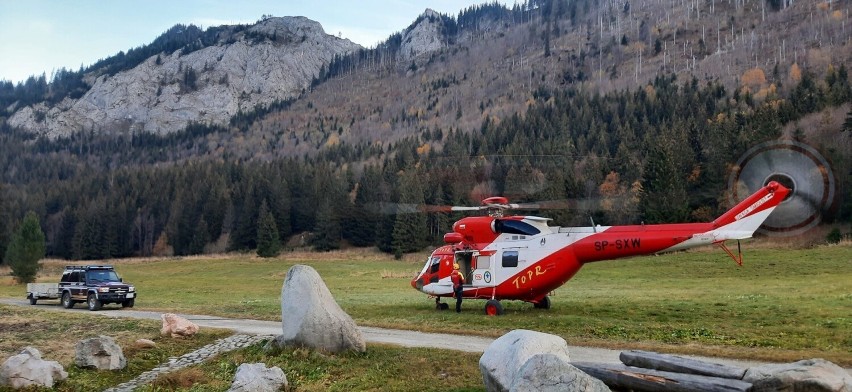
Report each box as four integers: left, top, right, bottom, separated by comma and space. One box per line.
26, 283, 61, 305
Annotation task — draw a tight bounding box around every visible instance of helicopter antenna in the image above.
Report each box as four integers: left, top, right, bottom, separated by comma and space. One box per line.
589, 216, 596, 233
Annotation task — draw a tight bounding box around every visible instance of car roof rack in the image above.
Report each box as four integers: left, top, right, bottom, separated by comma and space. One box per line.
64, 265, 115, 270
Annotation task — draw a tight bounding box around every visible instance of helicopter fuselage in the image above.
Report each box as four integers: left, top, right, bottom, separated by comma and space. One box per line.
411, 181, 790, 312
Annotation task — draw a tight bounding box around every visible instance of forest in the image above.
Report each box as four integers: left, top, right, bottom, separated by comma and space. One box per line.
0, 66, 850, 261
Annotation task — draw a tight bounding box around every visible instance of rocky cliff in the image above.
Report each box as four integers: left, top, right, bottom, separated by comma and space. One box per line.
398, 9, 446, 62
8, 17, 360, 138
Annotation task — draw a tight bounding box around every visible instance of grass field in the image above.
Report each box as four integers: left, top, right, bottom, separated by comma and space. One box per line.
1, 241, 850, 376
0, 304, 234, 391
0, 304, 484, 392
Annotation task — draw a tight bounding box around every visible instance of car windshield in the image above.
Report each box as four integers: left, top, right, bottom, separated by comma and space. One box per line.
88, 270, 120, 282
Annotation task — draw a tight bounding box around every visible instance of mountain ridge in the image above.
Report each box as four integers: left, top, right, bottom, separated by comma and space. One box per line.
2, 0, 850, 151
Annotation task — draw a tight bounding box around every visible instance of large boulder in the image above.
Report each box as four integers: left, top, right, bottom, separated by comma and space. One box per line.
0, 347, 68, 389
479, 329, 572, 392
744, 358, 852, 392
161, 313, 200, 338
227, 363, 288, 392
510, 353, 611, 392
75, 335, 127, 370
272, 264, 365, 353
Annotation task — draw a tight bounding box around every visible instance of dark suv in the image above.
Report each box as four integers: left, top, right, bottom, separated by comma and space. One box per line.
59, 265, 136, 311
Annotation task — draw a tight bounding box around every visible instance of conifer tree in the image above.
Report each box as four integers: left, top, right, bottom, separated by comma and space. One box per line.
639, 145, 690, 223
0, 183, 9, 264
256, 201, 281, 257
311, 200, 341, 252
344, 166, 381, 247
391, 168, 428, 255
188, 216, 210, 255
5, 211, 46, 283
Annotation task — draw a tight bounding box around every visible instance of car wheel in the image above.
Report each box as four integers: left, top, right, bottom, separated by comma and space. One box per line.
122, 299, 135, 308
87, 293, 102, 311
29, 295, 37, 305
62, 292, 74, 309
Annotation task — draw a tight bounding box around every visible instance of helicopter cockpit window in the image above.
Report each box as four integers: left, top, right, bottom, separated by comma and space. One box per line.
429, 257, 440, 273
493, 219, 540, 236
502, 251, 519, 268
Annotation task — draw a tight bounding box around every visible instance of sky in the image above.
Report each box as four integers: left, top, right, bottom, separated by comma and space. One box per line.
0, 0, 509, 84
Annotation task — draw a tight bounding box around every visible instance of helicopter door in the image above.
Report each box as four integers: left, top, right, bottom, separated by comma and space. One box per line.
469, 253, 495, 287
454, 252, 473, 286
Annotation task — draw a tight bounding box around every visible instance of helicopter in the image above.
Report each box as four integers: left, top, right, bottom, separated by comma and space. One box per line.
411, 181, 791, 315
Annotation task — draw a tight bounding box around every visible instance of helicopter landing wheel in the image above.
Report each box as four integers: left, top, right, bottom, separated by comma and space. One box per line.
484, 299, 504, 316
533, 296, 551, 310
435, 297, 449, 310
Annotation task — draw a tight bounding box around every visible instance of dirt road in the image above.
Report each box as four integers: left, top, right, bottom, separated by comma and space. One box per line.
0, 298, 767, 368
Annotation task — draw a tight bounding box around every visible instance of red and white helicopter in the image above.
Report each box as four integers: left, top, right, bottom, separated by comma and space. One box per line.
411, 181, 791, 315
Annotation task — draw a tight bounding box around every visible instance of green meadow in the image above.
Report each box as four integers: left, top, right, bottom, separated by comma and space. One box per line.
2, 243, 849, 367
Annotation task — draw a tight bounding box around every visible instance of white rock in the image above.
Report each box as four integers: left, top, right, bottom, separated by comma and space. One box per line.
0, 347, 68, 389
227, 363, 287, 392
273, 264, 365, 353
75, 335, 127, 370
479, 329, 572, 392
510, 353, 610, 392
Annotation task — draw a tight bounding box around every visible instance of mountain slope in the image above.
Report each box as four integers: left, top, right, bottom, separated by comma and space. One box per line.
7, 17, 360, 138
3, 0, 850, 152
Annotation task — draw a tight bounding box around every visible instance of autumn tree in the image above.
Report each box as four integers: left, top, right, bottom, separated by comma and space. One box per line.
599, 171, 640, 224
5, 211, 46, 283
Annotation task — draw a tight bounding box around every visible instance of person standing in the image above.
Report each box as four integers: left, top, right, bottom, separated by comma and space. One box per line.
450, 263, 465, 313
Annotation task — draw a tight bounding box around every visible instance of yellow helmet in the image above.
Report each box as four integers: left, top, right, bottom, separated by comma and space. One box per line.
453, 263, 460, 270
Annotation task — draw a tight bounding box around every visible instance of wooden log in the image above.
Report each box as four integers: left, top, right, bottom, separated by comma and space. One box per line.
573, 362, 753, 392
619, 350, 747, 380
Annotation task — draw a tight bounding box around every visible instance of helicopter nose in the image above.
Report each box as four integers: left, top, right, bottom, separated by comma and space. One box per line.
411, 276, 425, 290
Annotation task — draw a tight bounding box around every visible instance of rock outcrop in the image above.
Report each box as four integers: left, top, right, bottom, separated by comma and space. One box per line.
8, 16, 360, 138
398, 9, 446, 62
227, 363, 288, 392
744, 358, 852, 392
479, 329, 573, 392
75, 335, 127, 370
0, 347, 68, 389
161, 313, 200, 338
269, 264, 365, 353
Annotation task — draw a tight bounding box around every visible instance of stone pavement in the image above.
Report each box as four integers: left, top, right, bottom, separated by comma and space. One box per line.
103, 334, 274, 392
